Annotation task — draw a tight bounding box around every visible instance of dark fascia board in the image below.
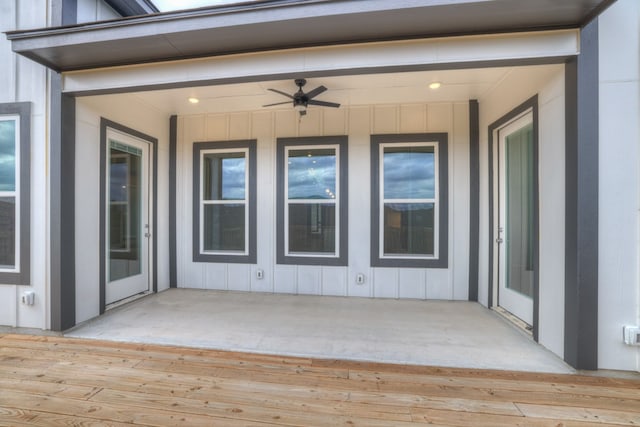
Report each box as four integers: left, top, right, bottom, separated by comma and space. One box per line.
7, 0, 611, 72
104, 0, 159, 16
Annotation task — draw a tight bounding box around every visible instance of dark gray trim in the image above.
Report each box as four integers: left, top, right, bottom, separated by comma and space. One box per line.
468, 100, 479, 301
50, 89, 76, 331
50, 0, 76, 332
104, 0, 159, 16
193, 140, 257, 264
7, 0, 606, 72
169, 115, 177, 287
99, 118, 158, 314
276, 136, 348, 266
0, 102, 31, 286
564, 19, 599, 370
62, 0, 77, 25
582, 0, 616, 27
487, 95, 539, 340
370, 133, 448, 269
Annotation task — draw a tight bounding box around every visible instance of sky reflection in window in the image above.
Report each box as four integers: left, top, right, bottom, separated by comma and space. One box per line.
203, 152, 246, 200
288, 148, 336, 200
0, 120, 16, 192
383, 146, 434, 199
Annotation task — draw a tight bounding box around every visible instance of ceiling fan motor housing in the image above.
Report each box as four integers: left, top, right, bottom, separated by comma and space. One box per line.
262, 78, 340, 115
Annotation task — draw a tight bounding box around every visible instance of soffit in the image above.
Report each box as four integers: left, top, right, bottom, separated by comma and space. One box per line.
7, 0, 612, 72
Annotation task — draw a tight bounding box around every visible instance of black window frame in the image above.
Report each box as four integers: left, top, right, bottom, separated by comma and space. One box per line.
277, 136, 348, 266
0, 102, 31, 286
193, 140, 257, 264
370, 133, 448, 268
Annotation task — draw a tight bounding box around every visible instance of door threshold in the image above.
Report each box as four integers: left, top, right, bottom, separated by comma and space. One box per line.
493, 306, 533, 336
106, 291, 152, 311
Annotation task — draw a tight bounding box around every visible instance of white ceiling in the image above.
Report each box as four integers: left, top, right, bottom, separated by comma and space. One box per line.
126, 65, 546, 116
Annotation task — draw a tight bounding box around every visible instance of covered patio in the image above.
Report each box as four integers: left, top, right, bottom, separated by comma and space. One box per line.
3, 0, 614, 372
66, 289, 572, 374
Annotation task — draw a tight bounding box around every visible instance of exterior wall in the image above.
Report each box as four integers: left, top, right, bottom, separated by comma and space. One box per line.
75, 94, 170, 324
176, 103, 470, 299
478, 64, 566, 358
77, 0, 120, 23
0, 0, 48, 329
598, 0, 640, 371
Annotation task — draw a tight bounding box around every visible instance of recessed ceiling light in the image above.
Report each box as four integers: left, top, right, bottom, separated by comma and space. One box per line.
429, 82, 442, 90
188, 97, 199, 104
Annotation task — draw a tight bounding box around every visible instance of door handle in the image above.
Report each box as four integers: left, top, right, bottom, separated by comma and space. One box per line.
496, 237, 503, 244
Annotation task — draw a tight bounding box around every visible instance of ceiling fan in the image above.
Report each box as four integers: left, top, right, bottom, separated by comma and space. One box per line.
262, 78, 340, 116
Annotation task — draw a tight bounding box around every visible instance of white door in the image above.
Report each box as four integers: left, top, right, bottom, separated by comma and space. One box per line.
496, 112, 534, 325
105, 129, 151, 305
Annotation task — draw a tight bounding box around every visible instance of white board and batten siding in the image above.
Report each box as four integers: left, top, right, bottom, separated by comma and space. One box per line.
74, 94, 171, 325
77, 0, 121, 23
0, 0, 48, 329
477, 64, 566, 360
176, 103, 471, 301
597, 0, 640, 372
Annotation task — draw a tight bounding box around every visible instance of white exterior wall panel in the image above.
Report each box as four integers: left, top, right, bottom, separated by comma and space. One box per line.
0, 0, 48, 329
75, 95, 170, 324
177, 103, 470, 301
77, 0, 120, 24
597, 0, 640, 372
478, 64, 566, 358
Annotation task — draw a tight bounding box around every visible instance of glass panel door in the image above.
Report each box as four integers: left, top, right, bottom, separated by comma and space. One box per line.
106, 130, 150, 305
497, 112, 534, 325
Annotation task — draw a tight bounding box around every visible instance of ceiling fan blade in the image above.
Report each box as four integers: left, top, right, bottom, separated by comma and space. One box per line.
267, 88, 294, 99
305, 85, 327, 100
308, 99, 341, 108
262, 101, 292, 107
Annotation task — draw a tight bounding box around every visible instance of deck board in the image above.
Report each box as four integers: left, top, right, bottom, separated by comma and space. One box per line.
0, 333, 638, 426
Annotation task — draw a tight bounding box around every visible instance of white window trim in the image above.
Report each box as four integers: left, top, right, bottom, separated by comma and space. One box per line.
0, 114, 20, 273
378, 141, 439, 260
284, 144, 340, 258
199, 147, 250, 256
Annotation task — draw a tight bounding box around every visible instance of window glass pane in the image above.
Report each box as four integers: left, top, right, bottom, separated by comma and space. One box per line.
0, 197, 15, 268
383, 145, 434, 199
288, 203, 335, 253
0, 120, 16, 192
288, 148, 336, 199
384, 203, 434, 255
203, 204, 245, 252
203, 152, 246, 201
109, 147, 141, 282
505, 123, 534, 297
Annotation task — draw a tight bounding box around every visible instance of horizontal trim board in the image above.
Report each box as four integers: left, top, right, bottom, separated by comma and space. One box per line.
62, 30, 579, 95
7, 0, 604, 72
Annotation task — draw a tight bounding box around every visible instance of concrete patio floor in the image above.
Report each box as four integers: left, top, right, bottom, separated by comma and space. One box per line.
66, 288, 573, 374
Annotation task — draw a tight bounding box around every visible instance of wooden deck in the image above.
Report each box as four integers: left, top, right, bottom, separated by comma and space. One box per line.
0, 334, 639, 426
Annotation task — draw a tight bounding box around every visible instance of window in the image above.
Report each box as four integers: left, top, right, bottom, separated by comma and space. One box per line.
277, 136, 348, 266
371, 133, 448, 268
0, 103, 30, 285
193, 140, 256, 263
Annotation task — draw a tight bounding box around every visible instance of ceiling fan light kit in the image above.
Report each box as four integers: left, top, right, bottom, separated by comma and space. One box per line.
263, 78, 341, 117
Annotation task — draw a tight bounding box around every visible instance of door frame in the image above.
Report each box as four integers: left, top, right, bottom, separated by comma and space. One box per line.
99, 118, 158, 314
488, 95, 539, 340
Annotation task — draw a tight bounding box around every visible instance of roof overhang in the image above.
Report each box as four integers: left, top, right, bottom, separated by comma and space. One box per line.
7, 0, 614, 72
